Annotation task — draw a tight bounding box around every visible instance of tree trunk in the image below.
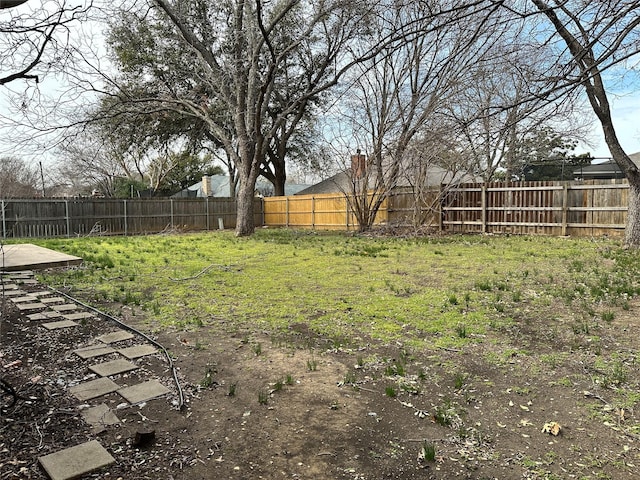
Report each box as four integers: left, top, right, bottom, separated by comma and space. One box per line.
625, 179, 640, 247
236, 165, 257, 237
235, 178, 256, 236
273, 172, 286, 197
601, 117, 640, 248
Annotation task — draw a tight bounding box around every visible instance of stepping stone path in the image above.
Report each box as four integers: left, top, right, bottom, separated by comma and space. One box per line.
2, 271, 174, 479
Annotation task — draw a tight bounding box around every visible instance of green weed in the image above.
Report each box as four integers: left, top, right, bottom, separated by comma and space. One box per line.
419, 441, 436, 462
227, 382, 237, 397
601, 310, 614, 322
200, 365, 217, 389
307, 358, 318, 371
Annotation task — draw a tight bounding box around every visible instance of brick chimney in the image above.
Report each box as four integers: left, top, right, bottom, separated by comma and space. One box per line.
201, 175, 211, 197
351, 149, 366, 179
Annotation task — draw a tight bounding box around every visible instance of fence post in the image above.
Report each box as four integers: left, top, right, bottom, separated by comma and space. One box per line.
65, 200, 71, 238
561, 183, 568, 236
481, 184, 487, 233
206, 197, 210, 231
311, 196, 315, 229
123, 200, 128, 236
170, 198, 174, 228
438, 185, 444, 232
345, 194, 350, 231
1, 200, 5, 238
285, 197, 289, 228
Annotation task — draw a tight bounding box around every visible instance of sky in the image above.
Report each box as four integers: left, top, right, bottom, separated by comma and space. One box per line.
578, 92, 640, 160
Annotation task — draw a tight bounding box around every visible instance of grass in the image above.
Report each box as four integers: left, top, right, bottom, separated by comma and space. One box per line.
419, 441, 436, 462
22, 231, 640, 351
200, 365, 217, 389
306, 358, 318, 371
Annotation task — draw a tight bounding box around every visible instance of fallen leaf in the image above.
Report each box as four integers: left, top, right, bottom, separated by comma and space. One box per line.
541, 422, 561, 436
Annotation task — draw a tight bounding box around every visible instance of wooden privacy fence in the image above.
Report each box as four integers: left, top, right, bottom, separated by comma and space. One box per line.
440, 180, 627, 237
263, 192, 388, 230
1, 180, 630, 239
262, 180, 629, 238
0, 197, 262, 238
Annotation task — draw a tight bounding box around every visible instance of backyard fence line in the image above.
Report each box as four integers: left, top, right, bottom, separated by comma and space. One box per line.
1, 179, 630, 239
0, 197, 263, 238
263, 180, 629, 238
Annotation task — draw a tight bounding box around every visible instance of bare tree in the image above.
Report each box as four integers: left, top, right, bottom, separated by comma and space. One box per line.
0, 156, 39, 197
0, 0, 93, 86
336, 1, 501, 230
55, 123, 146, 197
524, 0, 640, 246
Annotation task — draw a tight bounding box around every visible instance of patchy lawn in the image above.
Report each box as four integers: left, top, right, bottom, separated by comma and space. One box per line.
2, 230, 640, 479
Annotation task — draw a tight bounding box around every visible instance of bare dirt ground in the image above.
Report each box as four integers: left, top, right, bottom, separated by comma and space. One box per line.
2, 273, 640, 480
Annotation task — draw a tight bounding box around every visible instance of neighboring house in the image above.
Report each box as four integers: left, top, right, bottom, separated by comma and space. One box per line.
172, 175, 310, 198
296, 152, 480, 196
573, 152, 640, 180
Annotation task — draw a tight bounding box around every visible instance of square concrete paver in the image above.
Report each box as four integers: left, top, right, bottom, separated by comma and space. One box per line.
10, 295, 39, 303
118, 380, 170, 404
27, 311, 61, 321
51, 304, 79, 312
40, 296, 66, 304
3, 289, 26, 296
42, 320, 79, 330
73, 345, 116, 359
16, 302, 47, 311
96, 330, 135, 344
62, 312, 95, 321
69, 377, 120, 401
89, 359, 139, 377
81, 404, 120, 429
38, 440, 115, 480
117, 345, 157, 359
